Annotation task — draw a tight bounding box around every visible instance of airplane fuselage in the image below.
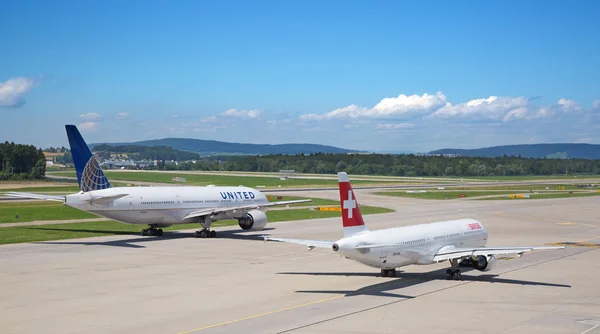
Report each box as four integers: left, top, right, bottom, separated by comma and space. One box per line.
335, 219, 488, 269
64, 186, 269, 226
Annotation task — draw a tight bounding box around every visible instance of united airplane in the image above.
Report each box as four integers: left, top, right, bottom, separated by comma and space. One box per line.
7, 125, 310, 238
265, 172, 565, 279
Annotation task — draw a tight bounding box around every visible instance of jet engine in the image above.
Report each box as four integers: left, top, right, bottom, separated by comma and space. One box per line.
238, 210, 268, 231
471, 255, 497, 272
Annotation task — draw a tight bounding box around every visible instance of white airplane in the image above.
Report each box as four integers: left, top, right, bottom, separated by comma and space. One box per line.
6, 125, 310, 238
265, 172, 565, 279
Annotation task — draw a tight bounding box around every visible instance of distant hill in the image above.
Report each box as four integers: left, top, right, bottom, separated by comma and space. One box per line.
430, 143, 600, 159
90, 138, 360, 156
93, 144, 200, 161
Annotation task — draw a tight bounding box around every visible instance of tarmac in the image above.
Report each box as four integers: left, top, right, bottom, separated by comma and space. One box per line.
1, 189, 599, 334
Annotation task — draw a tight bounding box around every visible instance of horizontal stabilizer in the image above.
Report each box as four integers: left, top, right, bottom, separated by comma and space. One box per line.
4, 192, 65, 202
86, 193, 129, 205
264, 236, 334, 249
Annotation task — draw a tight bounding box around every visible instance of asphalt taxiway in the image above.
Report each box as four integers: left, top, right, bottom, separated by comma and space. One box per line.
0, 191, 599, 334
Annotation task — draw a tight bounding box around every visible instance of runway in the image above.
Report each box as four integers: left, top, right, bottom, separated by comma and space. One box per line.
1, 191, 599, 334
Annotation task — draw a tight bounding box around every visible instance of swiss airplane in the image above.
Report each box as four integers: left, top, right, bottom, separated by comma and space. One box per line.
265, 172, 565, 279
7, 125, 309, 238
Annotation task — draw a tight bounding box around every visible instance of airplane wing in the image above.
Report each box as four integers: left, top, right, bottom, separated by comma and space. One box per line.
4, 192, 65, 202
182, 199, 312, 220
264, 236, 334, 250
432, 245, 566, 262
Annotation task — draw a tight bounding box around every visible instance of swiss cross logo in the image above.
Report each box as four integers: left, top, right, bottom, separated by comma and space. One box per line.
343, 190, 356, 218
468, 222, 482, 230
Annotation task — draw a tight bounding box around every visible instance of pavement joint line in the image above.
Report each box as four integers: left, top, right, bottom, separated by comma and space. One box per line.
176, 247, 595, 334
275, 247, 598, 334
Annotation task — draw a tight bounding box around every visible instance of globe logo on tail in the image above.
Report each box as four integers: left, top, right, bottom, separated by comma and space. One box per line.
80, 157, 110, 192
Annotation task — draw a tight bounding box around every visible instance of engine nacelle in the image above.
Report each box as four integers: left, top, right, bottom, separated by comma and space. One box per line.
238, 210, 268, 231
472, 255, 497, 272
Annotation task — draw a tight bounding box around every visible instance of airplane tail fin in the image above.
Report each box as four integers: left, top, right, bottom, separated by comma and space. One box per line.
338, 172, 368, 237
65, 125, 111, 192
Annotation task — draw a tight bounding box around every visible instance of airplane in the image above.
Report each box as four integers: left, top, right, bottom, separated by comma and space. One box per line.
265, 172, 565, 280
6, 125, 310, 238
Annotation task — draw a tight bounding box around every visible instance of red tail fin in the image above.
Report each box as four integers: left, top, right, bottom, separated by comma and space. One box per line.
338, 172, 368, 236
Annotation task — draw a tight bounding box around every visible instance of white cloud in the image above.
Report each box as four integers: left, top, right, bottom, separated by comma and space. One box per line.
375, 123, 415, 130
301, 92, 598, 126
78, 122, 98, 131
431, 96, 530, 121
200, 116, 217, 123
557, 98, 581, 112
116, 112, 128, 119
220, 108, 263, 118
194, 125, 227, 132
80, 112, 101, 120
529, 106, 554, 119
302, 92, 447, 120
0, 77, 37, 108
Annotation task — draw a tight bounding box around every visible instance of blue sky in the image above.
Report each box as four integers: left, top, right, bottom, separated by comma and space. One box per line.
1, 0, 599, 152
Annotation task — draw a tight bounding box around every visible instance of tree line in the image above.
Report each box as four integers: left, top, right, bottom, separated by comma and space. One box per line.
152, 153, 600, 177
0, 142, 46, 180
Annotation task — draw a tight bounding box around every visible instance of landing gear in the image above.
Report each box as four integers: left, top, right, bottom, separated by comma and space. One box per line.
194, 229, 217, 238
380, 269, 397, 277
446, 259, 462, 280
194, 217, 217, 238
141, 226, 163, 237
446, 268, 462, 280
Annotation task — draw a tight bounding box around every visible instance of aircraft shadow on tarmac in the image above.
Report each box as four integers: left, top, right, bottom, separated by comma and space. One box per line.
27, 227, 274, 249
281, 268, 571, 299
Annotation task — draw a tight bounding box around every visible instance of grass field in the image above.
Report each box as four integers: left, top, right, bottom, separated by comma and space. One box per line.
445, 184, 582, 191
468, 175, 600, 181
479, 191, 600, 200
0, 201, 99, 223
0, 205, 392, 245
376, 190, 518, 200
47, 171, 398, 187
1, 185, 82, 193
266, 195, 339, 207
378, 189, 600, 200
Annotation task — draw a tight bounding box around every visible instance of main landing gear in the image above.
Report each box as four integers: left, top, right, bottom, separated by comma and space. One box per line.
381, 269, 397, 277
446, 258, 462, 280
194, 217, 217, 238
194, 229, 217, 238
141, 225, 163, 237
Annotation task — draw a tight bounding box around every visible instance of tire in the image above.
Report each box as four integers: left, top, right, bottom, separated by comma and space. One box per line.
157, 229, 163, 236
210, 230, 216, 238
